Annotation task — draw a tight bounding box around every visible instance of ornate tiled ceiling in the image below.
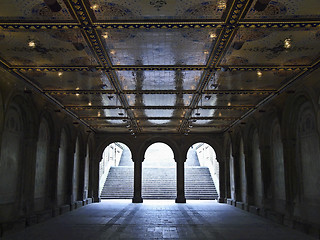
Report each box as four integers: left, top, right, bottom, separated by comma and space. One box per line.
0, 0, 319, 135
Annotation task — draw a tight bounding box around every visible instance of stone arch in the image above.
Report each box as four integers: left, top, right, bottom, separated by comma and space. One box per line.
0, 94, 37, 221
143, 142, 175, 167
0, 102, 24, 221
182, 135, 223, 162
283, 92, 320, 224
95, 135, 135, 163
138, 136, 180, 162
296, 101, 320, 200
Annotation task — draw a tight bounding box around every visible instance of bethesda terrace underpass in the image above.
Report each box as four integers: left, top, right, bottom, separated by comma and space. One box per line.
0, 0, 320, 239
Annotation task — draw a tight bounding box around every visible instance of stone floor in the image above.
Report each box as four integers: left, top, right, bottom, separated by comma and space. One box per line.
2, 200, 316, 240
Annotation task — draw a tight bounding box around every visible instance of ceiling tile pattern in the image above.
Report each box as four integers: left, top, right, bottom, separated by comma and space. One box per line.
0, 0, 319, 135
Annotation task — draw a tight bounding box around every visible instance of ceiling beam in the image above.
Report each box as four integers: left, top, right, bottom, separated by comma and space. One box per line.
44, 89, 276, 95
66, 105, 254, 110
66, 0, 141, 133
12, 65, 311, 72
1, 19, 319, 30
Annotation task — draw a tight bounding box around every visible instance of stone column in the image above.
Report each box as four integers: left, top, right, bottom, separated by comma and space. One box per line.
91, 157, 100, 203
218, 159, 226, 203
132, 158, 143, 203
175, 158, 186, 203
233, 154, 242, 202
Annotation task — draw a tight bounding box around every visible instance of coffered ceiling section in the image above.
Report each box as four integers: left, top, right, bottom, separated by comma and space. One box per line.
0, 0, 319, 135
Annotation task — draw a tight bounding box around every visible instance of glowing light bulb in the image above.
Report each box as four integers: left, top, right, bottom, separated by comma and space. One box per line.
58, 72, 63, 77
90, 4, 98, 10
228, 102, 231, 106
28, 41, 36, 48
102, 32, 108, 39
76, 87, 80, 96
210, 33, 217, 39
97, 111, 101, 117
217, 0, 227, 10
88, 101, 92, 106
284, 38, 291, 49
257, 70, 262, 77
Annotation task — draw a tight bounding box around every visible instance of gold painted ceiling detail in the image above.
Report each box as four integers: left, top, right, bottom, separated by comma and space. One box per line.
0, 0, 319, 135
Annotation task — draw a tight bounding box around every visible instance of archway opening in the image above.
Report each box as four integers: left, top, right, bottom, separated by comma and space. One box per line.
142, 142, 176, 199
186, 143, 219, 200
99, 142, 133, 199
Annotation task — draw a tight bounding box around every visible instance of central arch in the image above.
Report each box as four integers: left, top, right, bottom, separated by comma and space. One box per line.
142, 142, 176, 199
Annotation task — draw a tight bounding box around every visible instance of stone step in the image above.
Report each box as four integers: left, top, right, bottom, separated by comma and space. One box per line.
101, 167, 219, 200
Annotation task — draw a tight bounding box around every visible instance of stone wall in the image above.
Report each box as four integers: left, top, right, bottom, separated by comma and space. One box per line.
222, 68, 320, 238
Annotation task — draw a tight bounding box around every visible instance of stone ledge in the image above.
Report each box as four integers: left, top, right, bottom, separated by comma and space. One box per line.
52, 207, 60, 217
227, 199, 233, 205
60, 205, 70, 215
249, 205, 260, 215
26, 214, 37, 226
236, 201, 245, 210
70, 202, 76, 211
0, 218, 25, 237
266, 210, 284, 224
75, 201, 83, 209
36, 209, 53, 223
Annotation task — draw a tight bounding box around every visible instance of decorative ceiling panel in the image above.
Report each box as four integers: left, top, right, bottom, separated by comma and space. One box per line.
90, 0, 227, 20
23, 70, 113, 90
210, 69, 301, 90
0, 0, 73, 21
0, 29, 95, 66
190, 108, 246, 119
200, 94, 265, 106
189, 126, 226, 133
246, 0, 320, 19
71, 108, 127, 118
117, 70, 202, 90
125, 94, 193, 107
53, 94, 121, 106
0, 0, 319, 134
100, 28, 217, 65
222, 28, 320, 66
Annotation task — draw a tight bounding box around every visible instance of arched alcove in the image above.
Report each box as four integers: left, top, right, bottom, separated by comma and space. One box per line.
83, 143, 90, 200
99, 142, 132, 199
57, 129, 68, 205
239, 138, 247, 203
34, 118, 50, 211
142, 142, 176, 199
271, 119, 286, 212
186, 142, 219, 200
72, 137, 80, 202
0, 105, 23, 221
296, 102, 320, 223
251, 129, 263, 207
229, 143, 236, 201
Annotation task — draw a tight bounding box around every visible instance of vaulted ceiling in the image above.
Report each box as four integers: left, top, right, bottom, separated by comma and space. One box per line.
0, 0, 319, 135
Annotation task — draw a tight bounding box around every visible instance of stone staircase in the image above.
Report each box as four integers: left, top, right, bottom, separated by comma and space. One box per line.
100, 166, 218, 200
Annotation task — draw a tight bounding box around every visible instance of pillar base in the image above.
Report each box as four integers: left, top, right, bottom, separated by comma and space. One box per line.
175, 196, 186, 203
132, 197, 143, 203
